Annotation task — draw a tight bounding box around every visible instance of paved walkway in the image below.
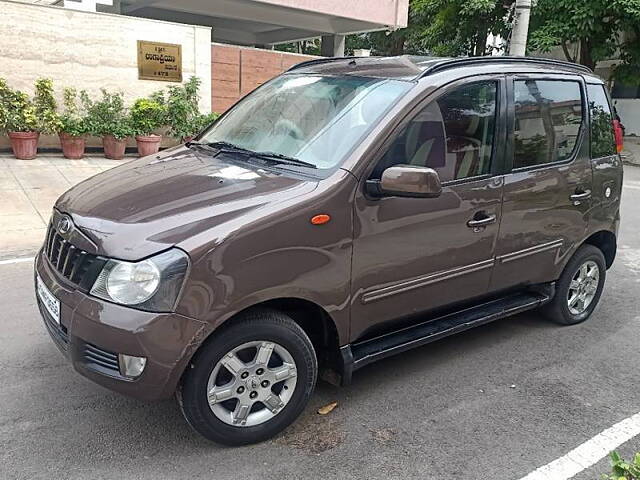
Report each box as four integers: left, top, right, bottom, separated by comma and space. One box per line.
0, 154, 133, 259
1, 138, 639, 260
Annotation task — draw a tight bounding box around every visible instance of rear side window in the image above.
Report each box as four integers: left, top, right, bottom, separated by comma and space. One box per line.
373, 81, 497, 182
513, 80, 583, 168
586, 83, 616, 158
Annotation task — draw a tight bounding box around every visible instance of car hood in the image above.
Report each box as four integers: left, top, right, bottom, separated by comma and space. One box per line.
56, 146, 319, 261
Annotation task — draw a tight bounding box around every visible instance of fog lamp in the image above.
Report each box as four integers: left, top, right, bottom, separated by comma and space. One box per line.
119, 354, 147, 378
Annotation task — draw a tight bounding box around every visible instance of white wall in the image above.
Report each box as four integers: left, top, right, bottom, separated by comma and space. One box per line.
0, 0, 211, 147
615, 99, 640, 136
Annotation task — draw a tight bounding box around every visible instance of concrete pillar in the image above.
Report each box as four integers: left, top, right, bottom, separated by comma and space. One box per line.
321, 34, 345, 57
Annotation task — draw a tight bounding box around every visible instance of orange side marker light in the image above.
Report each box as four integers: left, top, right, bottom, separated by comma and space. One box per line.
311, 214, 331, 225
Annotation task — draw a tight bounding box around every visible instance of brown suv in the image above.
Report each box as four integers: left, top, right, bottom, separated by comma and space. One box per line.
35, 56, 623, 445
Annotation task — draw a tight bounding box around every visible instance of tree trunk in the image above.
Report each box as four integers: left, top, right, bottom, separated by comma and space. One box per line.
561, 41, 575, 63
579, 38, 596, 70
477, 31, 488, 56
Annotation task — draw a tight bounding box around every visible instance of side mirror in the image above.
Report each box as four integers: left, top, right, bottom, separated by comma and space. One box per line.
367, 165, 442, 198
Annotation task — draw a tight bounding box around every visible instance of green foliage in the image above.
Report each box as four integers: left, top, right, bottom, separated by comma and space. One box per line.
190, 112, 219, 136
33, 78, 61, 134
603, 451, 640, 479
59, 88, 89, 137
345, 0, 509, 57
81, 89, 133, 140
163, 76, 207, 140
129, 97, 166, 136
529, 0, 640, 78
0, 78, 38, 133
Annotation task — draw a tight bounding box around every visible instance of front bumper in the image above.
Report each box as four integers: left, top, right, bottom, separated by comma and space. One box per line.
35, 250, 207, 401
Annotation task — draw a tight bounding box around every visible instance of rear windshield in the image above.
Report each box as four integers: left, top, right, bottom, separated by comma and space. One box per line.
200, 74, 411, 170
586, 83, 616, 158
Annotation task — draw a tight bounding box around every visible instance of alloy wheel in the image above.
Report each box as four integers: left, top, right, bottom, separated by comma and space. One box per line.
567, 260, 600, 315
206, 340, 298, 427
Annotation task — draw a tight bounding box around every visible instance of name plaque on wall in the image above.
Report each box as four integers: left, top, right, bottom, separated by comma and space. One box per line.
137, 40, 182, 82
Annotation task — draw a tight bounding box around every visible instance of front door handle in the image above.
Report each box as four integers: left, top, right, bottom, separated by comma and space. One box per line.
570, 189, 591, 204
467, 213, 497, 228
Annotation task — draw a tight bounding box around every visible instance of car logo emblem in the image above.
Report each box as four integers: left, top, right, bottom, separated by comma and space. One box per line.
57, 215, 73, 235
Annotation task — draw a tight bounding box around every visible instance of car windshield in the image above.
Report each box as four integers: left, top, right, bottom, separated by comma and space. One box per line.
199, 74, 412, 170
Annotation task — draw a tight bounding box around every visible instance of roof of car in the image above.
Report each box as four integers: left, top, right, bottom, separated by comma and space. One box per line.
286, 55, 594, 81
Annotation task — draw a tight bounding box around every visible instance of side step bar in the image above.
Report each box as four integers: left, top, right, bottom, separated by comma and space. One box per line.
339, 290, 551, 385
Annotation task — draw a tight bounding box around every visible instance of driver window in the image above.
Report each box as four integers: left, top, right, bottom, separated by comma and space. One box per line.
372, 81, 498, 182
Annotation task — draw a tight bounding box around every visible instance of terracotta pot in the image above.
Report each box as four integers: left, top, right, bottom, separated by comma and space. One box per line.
59, 133, 86, 159
182, 135, 194, 144
135, 134, 162, 157
8, 131, 39, 160
102, 135, 127, 160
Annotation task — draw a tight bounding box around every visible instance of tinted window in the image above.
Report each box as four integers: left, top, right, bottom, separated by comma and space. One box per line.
373, 81, 497, 182
513, 80, 583, 168
587, 84, 616, 158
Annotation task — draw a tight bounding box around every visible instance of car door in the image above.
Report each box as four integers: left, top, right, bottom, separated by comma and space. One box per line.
350, 77, 507, 342
490, 74, 592, 291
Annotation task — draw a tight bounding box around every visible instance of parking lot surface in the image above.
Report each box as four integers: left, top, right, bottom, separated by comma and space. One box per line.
2, 166, 640, 480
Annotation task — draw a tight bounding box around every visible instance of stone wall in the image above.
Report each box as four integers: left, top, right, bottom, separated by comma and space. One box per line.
0, 0, 211, 148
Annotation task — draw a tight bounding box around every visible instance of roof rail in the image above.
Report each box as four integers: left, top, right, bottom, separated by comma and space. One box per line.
416, 56, 592, 79
286, 56, 362, 72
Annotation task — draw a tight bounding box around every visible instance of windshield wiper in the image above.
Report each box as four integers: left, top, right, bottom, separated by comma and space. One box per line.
249, 151, 317, 169
187, 140, 252, 154
187, 141, 316, 169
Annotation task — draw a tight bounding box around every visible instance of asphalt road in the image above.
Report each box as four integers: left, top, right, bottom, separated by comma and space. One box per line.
2, 167, 640, 480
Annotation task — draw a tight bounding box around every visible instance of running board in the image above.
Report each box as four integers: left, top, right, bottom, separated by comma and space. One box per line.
339, 291, 551, 385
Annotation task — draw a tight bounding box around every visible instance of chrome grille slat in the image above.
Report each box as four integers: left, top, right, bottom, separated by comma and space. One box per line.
44, 217, 101, 290
56, 239, 68, 270
61, 244, 76, 277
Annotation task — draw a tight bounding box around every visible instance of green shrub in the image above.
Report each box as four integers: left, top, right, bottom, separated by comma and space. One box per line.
33, 78, 61, 134
59, 87, 89, 137
165, 76, 203, 140
604, 451, 640, 479
81, 89, 133, 140
0, 78, 43, 133
129, 97, 166, 136
190, 111, 219, 136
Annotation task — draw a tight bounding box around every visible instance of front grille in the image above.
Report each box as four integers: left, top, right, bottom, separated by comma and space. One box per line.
83, 342, 120, 375
37, 297, 69, 353
44, 222, 103, 290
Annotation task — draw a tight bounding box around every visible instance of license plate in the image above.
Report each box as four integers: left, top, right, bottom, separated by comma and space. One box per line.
36, 275, 60, 324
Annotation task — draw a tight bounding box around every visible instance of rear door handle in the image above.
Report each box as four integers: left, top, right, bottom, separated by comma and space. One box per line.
467, 213, 497, 228
570, 190, 591, 203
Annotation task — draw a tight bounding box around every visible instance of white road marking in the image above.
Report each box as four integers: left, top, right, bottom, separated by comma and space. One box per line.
519, 411, 640, 480
0, 257, 34, 266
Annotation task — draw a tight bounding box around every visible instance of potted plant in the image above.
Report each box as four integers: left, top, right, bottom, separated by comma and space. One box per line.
0, 79, 38, 159
83, 89, 133, 160
58, 88, 89, 159
0, 78, 59, 160
165, 76, 203, 143
130, 97, 166, 157
187, 111, 219, 140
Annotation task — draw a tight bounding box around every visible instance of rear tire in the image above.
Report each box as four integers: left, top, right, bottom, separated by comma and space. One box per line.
177, 309, 317, 446
543, 244, 606, 325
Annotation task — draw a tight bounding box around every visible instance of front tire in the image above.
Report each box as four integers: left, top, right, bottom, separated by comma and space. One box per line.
178, 309, 317, 446
543, 244, 606, 325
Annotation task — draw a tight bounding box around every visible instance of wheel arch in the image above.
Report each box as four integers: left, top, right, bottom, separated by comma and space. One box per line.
178, 297, 343, 390
583, 230, 617, 269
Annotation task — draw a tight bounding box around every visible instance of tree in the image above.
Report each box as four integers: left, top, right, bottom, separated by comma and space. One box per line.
529, 0, 640, 82
409, 0, 510, 56
345, 0, 510, 57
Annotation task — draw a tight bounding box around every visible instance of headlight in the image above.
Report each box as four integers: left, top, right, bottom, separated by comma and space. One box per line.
90, 248, 189, 312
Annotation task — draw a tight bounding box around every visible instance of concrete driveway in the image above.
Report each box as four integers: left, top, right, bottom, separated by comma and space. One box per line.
2, 160, 640, 480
